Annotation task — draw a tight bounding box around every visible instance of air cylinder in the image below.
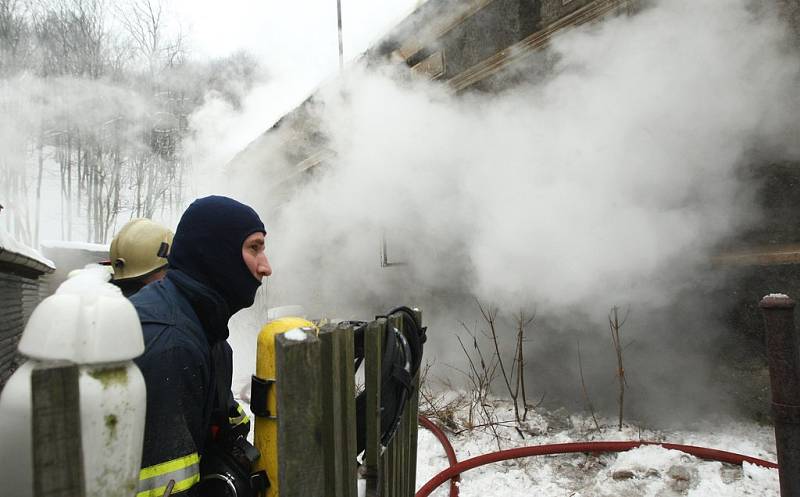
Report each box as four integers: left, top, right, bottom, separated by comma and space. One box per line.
253, 316, 315, 497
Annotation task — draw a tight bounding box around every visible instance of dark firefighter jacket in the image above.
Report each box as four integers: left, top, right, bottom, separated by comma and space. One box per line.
131, 270, 249, 497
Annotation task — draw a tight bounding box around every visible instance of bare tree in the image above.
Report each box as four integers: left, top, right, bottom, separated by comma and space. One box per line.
0, 0, 251, 244
31, 0, 111, 78
115, 0, 184, 80
0, 0, 32, 75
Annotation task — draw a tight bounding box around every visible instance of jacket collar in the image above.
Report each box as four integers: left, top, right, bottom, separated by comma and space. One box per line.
166, 270, 231, 343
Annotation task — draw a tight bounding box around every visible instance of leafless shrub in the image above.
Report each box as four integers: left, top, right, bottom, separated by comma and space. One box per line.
418, 362, 465, 432
477, 301, 541, 429
609, 305, 630, 431
447, 300, 544, 448
453, 321, 499, 439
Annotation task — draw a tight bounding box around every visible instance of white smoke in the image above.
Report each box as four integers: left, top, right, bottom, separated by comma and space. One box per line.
210, 0, 800, 421
259, 0, 799, 323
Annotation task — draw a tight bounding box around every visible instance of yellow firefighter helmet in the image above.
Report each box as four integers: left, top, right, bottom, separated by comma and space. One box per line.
110, 218, 173, 281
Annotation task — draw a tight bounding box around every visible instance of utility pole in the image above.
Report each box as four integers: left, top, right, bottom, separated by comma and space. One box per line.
336, 0, 344, 70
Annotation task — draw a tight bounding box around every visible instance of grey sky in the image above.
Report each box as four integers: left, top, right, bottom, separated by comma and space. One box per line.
172, 0, 423, 124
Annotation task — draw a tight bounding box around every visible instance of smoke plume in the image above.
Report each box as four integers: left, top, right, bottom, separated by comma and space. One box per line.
225, 0, 800, 421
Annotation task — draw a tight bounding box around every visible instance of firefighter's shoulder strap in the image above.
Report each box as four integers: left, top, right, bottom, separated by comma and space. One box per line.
210, 343, 234, 437
201, 343, 268, 497
354, 306, 427, 455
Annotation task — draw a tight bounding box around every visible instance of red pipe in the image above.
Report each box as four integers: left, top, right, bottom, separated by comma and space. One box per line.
415, 439, 779, 497
418, 416, 460, 497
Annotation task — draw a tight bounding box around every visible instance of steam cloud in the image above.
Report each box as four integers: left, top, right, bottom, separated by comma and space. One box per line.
261, 0, 799, 315
214, 0, 800, 421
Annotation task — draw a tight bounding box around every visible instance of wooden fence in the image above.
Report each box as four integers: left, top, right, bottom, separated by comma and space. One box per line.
26, 310, 422, 497
273, 310, 421, 497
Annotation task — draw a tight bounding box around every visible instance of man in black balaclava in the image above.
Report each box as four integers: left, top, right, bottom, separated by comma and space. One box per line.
131, 196, 271, 497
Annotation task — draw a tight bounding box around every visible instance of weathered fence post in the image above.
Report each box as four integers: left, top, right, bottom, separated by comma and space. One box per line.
760, 293, 800, 497
275, 331, 325, 497
281, 308, 421, 497
382, 314, 403, 497
408, 308, 422, 496
364, 318, 384, 497
375, 310, 423, 497
391, 310, 421, 497
319, 322, 358, 497
31, 364, 85, 497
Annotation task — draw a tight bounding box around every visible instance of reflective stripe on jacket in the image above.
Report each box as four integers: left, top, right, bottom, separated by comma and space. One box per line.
136, 453, 200, 497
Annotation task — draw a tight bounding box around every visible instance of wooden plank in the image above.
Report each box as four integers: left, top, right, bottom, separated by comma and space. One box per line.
389, 443, 400, 497
407, 413, 414, 497
381, 445, 390, 497
408, 309, 422, 496
387, 439, 395, 497
381, 438, 394, 497
32, 364, 85, 497
336, 323, 358, 497
319, 324, 345, 497
411, 51, 445, 80
318, 322, 358, 497
403, 406, 411, 497
276, 331, 325, 497
407, 373, 421, 497
398, 418, 405, 497
448, 0, 628, 91
364, 319, 384, 497
711, 244, 800, 266
389, 313, 403, 497
396, 415, 404, 497
393, 0, 496, 60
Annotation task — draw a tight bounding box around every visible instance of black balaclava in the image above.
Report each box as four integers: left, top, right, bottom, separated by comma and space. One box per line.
169, 195, 266, 318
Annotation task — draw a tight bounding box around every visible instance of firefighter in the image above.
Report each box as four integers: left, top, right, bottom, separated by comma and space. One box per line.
131, 196, 271, 497
109, 218, 174, 297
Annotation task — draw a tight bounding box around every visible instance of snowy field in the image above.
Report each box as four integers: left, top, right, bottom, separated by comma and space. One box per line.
229, 317, 779, 497
414, 402, 779, 497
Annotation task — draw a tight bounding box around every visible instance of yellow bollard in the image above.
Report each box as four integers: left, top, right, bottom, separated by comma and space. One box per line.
253, 317, 315, 497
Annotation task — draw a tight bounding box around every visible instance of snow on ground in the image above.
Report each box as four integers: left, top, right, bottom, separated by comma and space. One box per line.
232, 376, 779, 496
415, 400, 779, 497
228, 315, 777, 496
229, 318, 778, 497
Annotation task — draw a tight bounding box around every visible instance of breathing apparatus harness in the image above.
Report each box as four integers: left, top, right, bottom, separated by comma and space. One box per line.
197, 348, 269, 497
353, 306, 427, 455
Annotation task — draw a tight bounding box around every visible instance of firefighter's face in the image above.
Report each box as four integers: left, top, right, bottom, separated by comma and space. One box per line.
242, 232, 272, 281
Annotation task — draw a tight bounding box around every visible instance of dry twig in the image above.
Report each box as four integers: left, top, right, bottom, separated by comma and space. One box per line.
576, 339, 600, 432
609, 306, 630, 431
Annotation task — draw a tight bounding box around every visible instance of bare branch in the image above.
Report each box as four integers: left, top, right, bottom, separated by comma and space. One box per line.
577, 339, 600, 432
